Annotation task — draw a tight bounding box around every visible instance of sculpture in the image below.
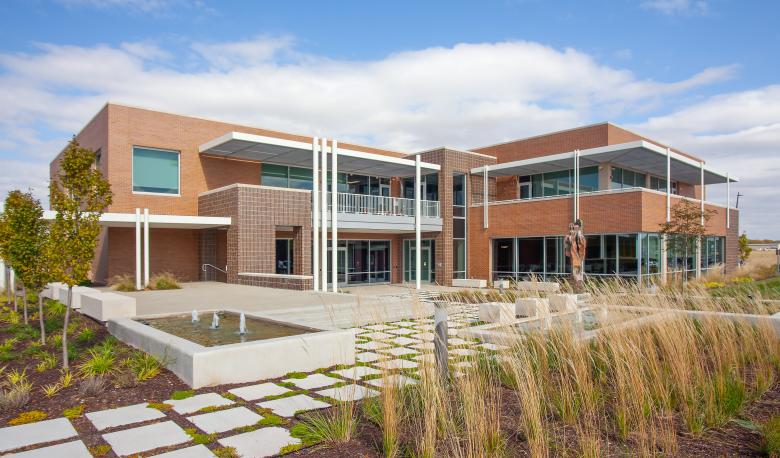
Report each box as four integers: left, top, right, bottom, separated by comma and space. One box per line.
564, 219, 586, 291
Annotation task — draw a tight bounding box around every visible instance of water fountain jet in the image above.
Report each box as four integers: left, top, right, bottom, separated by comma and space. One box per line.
239, 313, 247, 335
210, 312, 220, 329
191, 310, 199, 322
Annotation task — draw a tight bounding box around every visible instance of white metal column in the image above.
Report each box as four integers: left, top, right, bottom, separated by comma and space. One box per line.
661, 147, 671, 282
574, 150, 580, 221
726, 172, 731, 229
143, 208, 150, 287
320, 138, 328, 292
696, 162, 704, 279
483, 165, 489, 229
312, 137, 319, 292
415, 155, 421, 290
331, 140, 338, 292
135, 208, 142, 291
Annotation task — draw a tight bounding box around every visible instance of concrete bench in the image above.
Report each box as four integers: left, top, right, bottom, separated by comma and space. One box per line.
81, 292, 137, 322
478, 302, 515, 323
57, 285, 100, 309
516, 297, 550, 318
549, 294, 578, 313
515, 281, 561, 292
43, 282, 66, 299
452, 278, 487, 288
493, 280, 511, 289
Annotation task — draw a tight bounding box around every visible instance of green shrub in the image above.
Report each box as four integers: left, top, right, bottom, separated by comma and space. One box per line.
78, 376, 106, 397
110, 274, 136, 292
290, 407, 357, 446
63, 404, 85, 419
78, 347, 116, 377
8, 410, 47, 425
149, 272, 181, 290
125, 351, 162, 381
763, 416, 780, 457
171, 389, 195, 400
75, 328, 96, 344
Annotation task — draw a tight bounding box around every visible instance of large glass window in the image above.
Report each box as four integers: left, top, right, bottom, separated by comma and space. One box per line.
618, 234, 638, 275
519, 166, 598, 199
517, 238, 544, 273
132, 147, 179, 194
493, 239, 515, 276
327, 239, 391, 285
579, 166, 599, 192
452, 173, 467, 279
612, 167, 647, 190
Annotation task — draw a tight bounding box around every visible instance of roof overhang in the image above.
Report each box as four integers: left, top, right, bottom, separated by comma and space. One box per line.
471, 140, 738, 185
200, 132, 440, 177
42, 211, 231, 229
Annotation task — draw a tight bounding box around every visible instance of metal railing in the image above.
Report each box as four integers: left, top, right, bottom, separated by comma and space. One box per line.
201, 263, 227, 282
327, 192, 440, 218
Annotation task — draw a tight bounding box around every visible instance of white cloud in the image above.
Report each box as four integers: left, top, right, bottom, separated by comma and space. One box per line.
628, 85, 780, 238
0, 36, 773, 236
641, 0, 709, 15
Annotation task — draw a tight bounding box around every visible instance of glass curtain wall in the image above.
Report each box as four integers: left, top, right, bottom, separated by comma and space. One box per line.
262, 164, 392, 196
326, 240, 391, 285
492, 233, 724, 281
519, 166, 598, 199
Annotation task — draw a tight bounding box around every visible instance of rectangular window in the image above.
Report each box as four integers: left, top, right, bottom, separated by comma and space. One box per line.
132, 147, 179, 195
452, 173, 467, 279
288, 167, 313, 190
579, 166, 599, 192
275, 239, 292, 274
261, 164, 289, 188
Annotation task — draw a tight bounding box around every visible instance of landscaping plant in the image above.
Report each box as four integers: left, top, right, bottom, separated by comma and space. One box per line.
48, 139, 112, 370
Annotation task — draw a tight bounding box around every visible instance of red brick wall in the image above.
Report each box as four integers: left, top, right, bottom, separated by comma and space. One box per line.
106, 227, 201, 282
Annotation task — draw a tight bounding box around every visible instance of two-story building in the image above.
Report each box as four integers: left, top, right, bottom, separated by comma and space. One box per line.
49, 103, 738, 290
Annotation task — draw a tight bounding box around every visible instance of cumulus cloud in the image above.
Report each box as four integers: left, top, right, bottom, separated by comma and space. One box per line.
628, 85, 780, 238
0, 35, 774, 236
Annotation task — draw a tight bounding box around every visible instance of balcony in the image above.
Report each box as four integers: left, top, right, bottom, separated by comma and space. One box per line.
326, 192, 442, 232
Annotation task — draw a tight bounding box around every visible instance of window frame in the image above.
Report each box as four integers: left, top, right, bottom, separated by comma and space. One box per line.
131, 146, 181, 197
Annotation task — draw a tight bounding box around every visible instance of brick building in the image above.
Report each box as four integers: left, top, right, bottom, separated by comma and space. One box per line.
48, 103, 738, 290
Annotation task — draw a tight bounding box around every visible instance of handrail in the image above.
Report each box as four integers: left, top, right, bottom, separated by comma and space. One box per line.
326, 192, 440, 218
201, 264, 227, 274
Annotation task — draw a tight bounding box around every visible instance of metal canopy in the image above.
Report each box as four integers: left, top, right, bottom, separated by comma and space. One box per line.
472, 140, 738, 185
200, 132, 439, 178
42, 211, 231, 229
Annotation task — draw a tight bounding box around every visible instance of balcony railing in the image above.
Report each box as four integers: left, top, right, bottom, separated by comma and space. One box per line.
327, 192, 440, 218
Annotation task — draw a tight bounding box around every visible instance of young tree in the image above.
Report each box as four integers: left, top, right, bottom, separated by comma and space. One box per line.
49, 139, 112, 369
659, 199, 715, 278
1, 191, 51, 341
738, 233, 752, 264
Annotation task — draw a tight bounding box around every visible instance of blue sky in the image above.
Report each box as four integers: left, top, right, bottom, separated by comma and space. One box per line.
1, 0, 779, 237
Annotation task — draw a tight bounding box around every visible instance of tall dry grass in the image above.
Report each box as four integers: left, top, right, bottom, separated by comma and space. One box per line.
362, 285, 779, 457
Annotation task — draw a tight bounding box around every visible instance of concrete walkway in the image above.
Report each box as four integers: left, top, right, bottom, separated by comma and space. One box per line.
112, 282, 451, 329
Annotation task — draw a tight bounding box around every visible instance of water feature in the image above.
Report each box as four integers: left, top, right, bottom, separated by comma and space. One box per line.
239, 313, 247, 335
191, 310, 199, 322
139, 311, 315, 347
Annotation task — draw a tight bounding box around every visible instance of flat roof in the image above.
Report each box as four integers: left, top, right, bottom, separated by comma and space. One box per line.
200, 132, 440, 178
471, 140, 737, 185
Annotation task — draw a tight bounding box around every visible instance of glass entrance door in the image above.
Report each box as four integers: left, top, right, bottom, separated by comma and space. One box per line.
404, 239, 434, 283
328, 240, 390, 286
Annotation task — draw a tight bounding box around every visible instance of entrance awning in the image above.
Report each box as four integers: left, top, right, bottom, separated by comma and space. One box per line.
200, 132, 440, 177
42, 211, 231, 229
471, 140, 738, 185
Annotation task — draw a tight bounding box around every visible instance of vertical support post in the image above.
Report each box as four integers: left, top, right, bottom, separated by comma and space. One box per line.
661, 147, 671, 283
726, 172, 730, 229
483, 165, 489, 229
135, 208, 142, 291
321, 138, 328, 292
415, 155, 422, 290
331, 140, 338, 292
143, 208, 150, 287
574, 149, 580, 221
433, 300, 449, 380
312, 137, 319, 292
696, 162, 704, 279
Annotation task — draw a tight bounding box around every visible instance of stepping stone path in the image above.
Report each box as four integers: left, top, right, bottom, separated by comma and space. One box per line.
166, 392, 235, 415
229, 382, 290, 401
316, 384, 380, 401
380, 346, 418, 357
365, 375, 418, 388
218, 426, 301, 458
0, 302, 510, 457
332, 365, 382, 380
153, 444, 215, 457
102, 421, 190, 456
284, 373, 340, 390
258, 394, 331, 417
86, 402, 166, 430
4, 440, 91, 458
187, 406, 263, 434
356, 351, 386, 362
0, 418, 77, 453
